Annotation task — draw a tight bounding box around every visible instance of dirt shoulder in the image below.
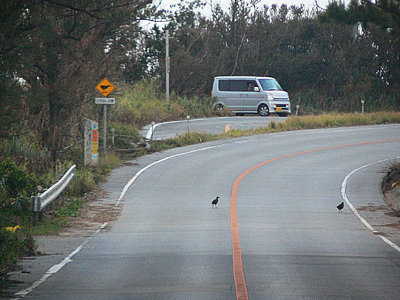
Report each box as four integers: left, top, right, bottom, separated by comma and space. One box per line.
58, 187, 122, 237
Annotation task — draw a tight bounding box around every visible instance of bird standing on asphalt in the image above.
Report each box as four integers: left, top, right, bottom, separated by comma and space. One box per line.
212, 196, 219, 209
337, 201, 344, 213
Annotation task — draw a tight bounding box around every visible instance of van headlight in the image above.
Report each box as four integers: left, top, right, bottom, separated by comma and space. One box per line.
267, 93, 274, 101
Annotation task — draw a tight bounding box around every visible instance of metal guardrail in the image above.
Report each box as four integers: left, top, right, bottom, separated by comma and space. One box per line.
31, 165, 76, 225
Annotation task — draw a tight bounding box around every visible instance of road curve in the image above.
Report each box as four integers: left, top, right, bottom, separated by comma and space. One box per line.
20, 124, 400, 299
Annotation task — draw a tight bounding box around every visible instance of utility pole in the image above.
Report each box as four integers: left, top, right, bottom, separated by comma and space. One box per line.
166, 30, 170, 103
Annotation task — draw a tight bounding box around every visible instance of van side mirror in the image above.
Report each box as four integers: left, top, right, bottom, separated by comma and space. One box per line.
254, 87, 260, 92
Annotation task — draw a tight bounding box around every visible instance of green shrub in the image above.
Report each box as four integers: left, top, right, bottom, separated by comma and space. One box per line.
0, 159, 37, 213
109, 123, 140, 138
99, 152, 122, 171
0, 228, 35, 264
58, 198, 84, 217
0, 136, 51, 175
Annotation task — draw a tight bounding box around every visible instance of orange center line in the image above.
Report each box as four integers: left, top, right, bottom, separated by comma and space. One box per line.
230, 138, 400, 300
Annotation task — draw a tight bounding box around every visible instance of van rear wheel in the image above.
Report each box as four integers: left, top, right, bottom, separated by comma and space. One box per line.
258, 104, 270, 116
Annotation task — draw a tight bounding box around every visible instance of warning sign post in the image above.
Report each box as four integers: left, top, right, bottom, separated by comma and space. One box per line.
95, 78, 116, 155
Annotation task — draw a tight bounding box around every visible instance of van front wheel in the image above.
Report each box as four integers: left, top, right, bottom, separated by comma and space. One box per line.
215, 104, 224, 112
258, 104, 270, 116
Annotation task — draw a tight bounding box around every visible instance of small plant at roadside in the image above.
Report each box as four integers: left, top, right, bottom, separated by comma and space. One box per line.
58, 198, 84, 217
382, 161, 400, 192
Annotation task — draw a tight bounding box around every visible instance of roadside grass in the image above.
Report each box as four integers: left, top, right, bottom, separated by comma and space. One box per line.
111, 80, 231, 129
284, 112, 400, 129
151, 132, 224, 152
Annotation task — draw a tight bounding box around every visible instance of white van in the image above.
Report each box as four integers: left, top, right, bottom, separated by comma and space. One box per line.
212, 76, 291, 116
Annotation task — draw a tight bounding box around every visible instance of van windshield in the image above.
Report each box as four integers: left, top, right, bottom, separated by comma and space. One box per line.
258, 79, 282, 91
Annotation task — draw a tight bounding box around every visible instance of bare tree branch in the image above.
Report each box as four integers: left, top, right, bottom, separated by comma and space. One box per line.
43, 0, 102, 19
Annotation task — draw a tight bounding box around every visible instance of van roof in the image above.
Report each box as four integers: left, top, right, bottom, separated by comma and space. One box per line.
214, 76, 275, 80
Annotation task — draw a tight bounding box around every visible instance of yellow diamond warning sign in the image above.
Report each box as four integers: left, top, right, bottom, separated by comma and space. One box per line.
96, 78, 115, 97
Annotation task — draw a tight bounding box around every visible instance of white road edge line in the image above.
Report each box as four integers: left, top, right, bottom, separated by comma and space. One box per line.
116, 144, 223, 206
15, 144, 224, 298
14, 222, 109, 298
341, 157, 400, 253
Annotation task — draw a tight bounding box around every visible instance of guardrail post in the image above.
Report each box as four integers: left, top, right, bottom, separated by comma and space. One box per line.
31, 196, 41, 226
30, 165, 76, 225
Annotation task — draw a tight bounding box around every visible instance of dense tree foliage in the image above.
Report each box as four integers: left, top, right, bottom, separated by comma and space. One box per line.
319, 0, 400, 95
152, 0, 398, 113
0, 0, 152, 161
1, 0, 399, 162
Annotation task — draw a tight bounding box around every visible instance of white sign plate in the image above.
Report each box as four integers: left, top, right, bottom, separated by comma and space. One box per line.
95, 98, 115, 105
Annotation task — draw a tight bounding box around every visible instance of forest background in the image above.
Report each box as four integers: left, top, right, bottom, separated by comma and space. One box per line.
1, 0, 399, 162
1, 0, 399, 288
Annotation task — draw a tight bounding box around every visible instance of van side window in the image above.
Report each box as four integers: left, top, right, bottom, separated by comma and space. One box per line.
219, 80, 229, 91
229, 80, 247, 91
218, 79, 259, 92
247, 80, 258, 92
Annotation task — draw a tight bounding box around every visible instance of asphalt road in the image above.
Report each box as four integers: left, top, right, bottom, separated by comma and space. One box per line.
140, 116, 286, 140
17, 124, 400, 299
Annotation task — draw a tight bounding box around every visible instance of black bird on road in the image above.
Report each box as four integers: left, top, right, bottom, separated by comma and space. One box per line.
337, 201, 344, 212
212, 196, 219, 208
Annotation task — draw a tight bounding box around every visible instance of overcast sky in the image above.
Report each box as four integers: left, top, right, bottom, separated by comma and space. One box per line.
154, 0, 332, 15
